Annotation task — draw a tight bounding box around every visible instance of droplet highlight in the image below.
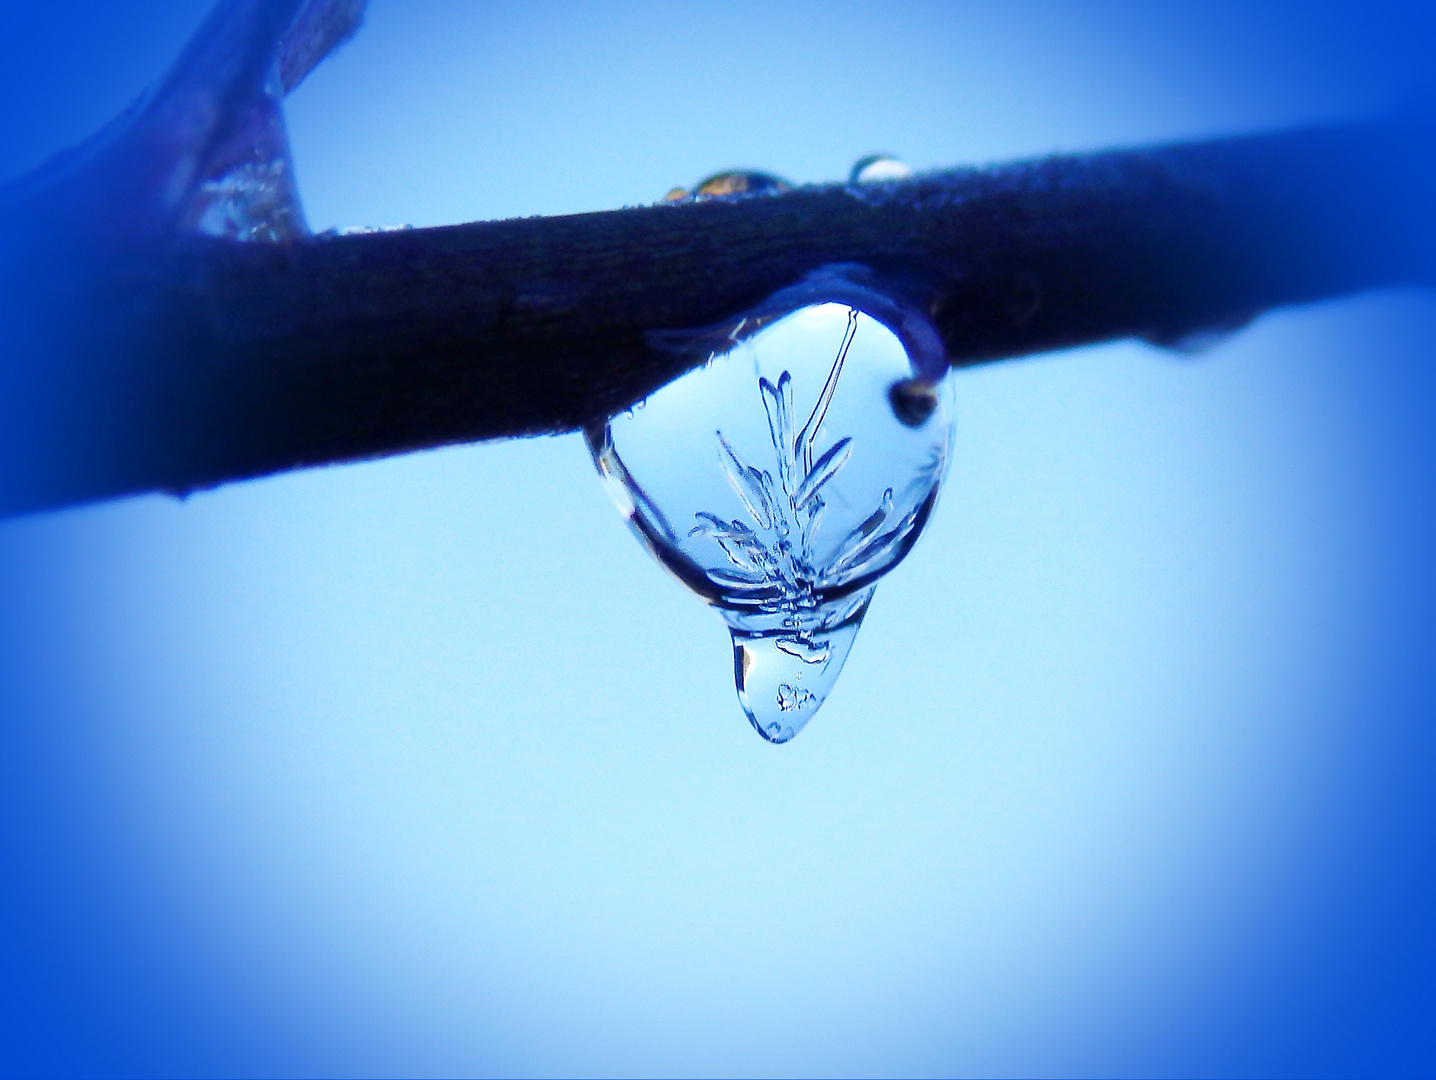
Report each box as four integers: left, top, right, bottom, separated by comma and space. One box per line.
850, 154, 914, 184
588, 285, 955, 742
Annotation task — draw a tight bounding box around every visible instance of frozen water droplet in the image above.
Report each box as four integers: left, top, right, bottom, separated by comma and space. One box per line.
692, 170, 791, 198
190, 64, 308, 242
850, 154, 914, 183
587, 274, 955, 742
663, 170, 790, 204
732, 595, 867, 742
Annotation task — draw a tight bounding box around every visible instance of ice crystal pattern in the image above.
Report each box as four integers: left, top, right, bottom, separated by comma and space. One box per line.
588, 302, 955, 743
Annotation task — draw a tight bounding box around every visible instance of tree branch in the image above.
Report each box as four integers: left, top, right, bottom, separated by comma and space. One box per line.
0, 0, 1431, 516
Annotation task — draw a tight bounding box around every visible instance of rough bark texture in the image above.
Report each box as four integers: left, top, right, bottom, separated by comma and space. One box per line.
0, 1, 1431, 516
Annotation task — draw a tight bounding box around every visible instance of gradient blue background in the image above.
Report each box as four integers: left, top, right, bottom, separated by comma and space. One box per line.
0, 2, 1433, 1076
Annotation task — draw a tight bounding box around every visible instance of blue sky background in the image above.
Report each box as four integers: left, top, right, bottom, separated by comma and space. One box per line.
0, 2, 1433, 1076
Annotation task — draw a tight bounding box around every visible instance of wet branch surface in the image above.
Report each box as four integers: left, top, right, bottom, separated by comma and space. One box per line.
0, 0, 1432, 516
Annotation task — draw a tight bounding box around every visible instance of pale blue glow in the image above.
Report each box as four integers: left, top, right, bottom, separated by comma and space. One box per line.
0, 2, 1431, 1076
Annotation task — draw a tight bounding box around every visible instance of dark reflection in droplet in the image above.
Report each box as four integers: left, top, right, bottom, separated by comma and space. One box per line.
888, 378, 941, 427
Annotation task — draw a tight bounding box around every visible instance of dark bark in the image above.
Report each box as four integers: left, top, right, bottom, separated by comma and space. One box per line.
0, 1, 1431, 516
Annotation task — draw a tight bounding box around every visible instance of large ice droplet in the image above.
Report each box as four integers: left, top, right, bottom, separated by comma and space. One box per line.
587, 282, 955, 743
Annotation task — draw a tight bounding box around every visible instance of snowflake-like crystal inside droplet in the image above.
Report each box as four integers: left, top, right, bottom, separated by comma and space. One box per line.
588, 297, 955, 743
